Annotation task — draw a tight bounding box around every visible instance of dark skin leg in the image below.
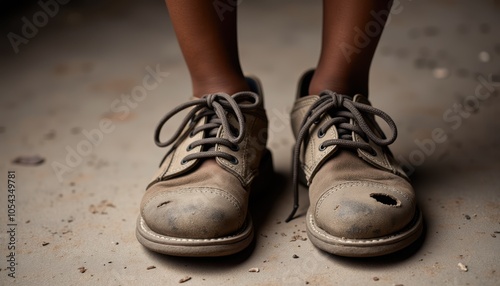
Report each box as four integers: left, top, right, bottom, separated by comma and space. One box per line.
166, 0, 392, 98
165, 0, 248, 98
309, 0, 393, 96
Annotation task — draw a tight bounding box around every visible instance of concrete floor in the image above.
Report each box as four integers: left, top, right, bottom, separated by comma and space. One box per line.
1, 0, 499, 285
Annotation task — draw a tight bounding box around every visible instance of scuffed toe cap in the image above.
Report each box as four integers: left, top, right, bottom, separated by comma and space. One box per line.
314, 181, 416, 239
141, 187, 245, 239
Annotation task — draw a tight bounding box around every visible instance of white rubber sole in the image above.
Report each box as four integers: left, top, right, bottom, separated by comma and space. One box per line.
306, 207, 424, 257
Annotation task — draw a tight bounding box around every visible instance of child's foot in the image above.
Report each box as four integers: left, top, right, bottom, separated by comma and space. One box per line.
136, 77, 272, 257
288, 70, 423, 257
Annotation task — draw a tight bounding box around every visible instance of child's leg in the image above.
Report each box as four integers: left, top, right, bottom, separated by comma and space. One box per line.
166, 0, 248, 97
309, 0, 392, 96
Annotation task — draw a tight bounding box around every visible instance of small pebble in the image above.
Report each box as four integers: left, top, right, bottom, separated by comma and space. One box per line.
373, 277, 380, 281
42, 242, 50, 246
478, 51, 490, 63
179, 276, 191, 283
249, 268, 260, 273
464, 214, 471, 220
458, 262, 468, 272
147, 266, 156, 270
292, 254, 299, 259
433, 68, 449, 79
78, 267, 87, 273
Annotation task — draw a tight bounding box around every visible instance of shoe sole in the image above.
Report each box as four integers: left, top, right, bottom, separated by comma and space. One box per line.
136, 214, 254, 257
306, 206, 424, 257
136, 150, 273, 257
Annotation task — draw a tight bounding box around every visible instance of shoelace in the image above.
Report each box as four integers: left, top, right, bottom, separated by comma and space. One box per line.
285, 90, 398, 222
154, 92, 260, 167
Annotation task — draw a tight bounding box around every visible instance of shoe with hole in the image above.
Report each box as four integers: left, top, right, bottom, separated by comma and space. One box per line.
287, 70, 423, 257
136, 77, 273, 257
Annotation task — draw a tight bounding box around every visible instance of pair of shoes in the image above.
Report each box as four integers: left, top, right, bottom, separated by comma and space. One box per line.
135, 71, 423, 257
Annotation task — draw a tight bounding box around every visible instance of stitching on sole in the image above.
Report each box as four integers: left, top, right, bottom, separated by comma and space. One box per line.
139, 216, 250, 243
308, 210, 421, 245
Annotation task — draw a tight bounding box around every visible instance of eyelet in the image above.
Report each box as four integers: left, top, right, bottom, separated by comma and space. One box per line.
189, 130, 195, 138
186, 144, 193, 151
229, 156, 239, 165
180, 159, 188, 165
317, 129, 325, 138
230, 144, 240, 152
318, 144, 326, 151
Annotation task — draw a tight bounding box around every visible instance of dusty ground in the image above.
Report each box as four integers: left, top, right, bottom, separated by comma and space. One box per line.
1, 0, 499, 285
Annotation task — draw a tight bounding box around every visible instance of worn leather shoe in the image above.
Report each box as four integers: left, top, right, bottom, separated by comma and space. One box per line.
287, 70, 423, 257
136, 77, 272, 257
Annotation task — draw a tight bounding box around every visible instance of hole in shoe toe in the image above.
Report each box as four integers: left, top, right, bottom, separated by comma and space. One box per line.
370, 193, 400, 206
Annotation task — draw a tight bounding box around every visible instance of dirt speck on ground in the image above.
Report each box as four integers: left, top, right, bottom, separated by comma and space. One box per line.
179, 276, 191, 283
248, 268, 260, 273
44, 130, 56, 140
12, 155, 45, 166
78, 267, 87, 273
71, 127, 82, 134
89, 200, 116, 214
373, 277, 380, 281
147, 266, 156, 270
290, 235, 307, 242
42, 242, 50, 246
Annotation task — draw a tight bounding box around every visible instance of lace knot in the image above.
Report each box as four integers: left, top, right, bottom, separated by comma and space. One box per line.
154, 91, 260, 167
204, 93, 218, 109
322, 90, 345, 108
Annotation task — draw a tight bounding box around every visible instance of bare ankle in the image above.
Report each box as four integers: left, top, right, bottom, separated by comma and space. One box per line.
308, 75, 368, 97
192, 77, 249, 98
